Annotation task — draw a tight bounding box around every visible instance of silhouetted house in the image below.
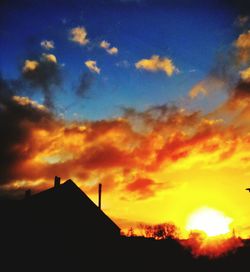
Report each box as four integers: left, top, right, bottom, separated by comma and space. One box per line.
1, 177, 120, 259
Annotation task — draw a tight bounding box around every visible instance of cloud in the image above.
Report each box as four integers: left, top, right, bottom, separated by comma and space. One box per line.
125, 178, 155, 199
3, 30, 250, 203
22, 60, 39, 72
240, 66, 250, 81
85, 60, 100, 74
100, 40, 109, 49
41, 53, 57, 63
100, 40, 118, 55
191, 30, 250, 100
235, 15, 249, 27
230, 80, 250, 101
235, 30, 250, 48
76, 72, 94, 98
115, 60, 130, 68
189, 82, 208, 99
0, 77, 55, 186
40, 40, 54, 50
107, 47, 118, 55
0, 85, 139, 193
234, 30, 250, 63
80, 144, 133, 169
135, 55, 178, 76
12, 96, 47, 111
2, 71, 250, 202
22, 53, 62, 109
69, 26, 89, 45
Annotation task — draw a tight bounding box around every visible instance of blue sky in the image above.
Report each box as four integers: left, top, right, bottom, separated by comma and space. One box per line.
0, 0, 242, 120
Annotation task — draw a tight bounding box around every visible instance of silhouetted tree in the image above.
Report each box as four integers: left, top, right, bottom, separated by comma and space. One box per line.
139, 222, 179, 239
127, 226, 135, 237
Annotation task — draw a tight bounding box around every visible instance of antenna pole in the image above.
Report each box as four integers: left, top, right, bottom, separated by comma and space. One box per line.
98, 183, 102, 209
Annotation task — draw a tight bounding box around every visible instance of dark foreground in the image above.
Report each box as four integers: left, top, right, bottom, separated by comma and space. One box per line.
2, 234, 250, 271
1, 185, 249, 272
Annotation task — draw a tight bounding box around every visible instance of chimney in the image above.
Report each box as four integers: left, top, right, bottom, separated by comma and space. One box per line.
54, 176, 61, 188
25, 189, 31, 199
98, 183, 102, 209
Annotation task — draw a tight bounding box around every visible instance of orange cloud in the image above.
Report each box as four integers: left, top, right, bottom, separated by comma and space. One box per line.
126, 178, 155, 199
135, 55, 178, 76
235, 30, 250, 63
41, 53, 57, 63
189, 82, 208, 99
85, 60, 100, 74
22, 60, 39, 72
79, 144, 134, 170
100, 40, 118, 55
70, 26, 89, 45
240, 66, 250, 81
2, 92, 250, 199
12, 96, 47, 111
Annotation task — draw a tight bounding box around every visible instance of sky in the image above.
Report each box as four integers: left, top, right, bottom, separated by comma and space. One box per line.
1, 0, 250, 238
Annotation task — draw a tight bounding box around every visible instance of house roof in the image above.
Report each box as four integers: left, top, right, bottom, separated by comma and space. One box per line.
24, 179, 120, 233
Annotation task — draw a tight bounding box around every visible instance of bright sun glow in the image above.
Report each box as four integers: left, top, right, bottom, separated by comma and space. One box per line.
186, 207, 232, 237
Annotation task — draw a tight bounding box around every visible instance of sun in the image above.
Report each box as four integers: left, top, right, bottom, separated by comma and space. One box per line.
186, 207, 232, 237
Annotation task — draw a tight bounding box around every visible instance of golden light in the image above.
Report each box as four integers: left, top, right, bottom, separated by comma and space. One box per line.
186, 207, 232, 237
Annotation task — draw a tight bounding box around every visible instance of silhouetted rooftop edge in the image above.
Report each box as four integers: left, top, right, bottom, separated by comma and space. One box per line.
24, 178, 120, 233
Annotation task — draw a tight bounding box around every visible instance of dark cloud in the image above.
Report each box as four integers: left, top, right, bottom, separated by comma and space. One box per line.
0, 77, 55, 185
22, 56, 62, 109
196, 30, 250, 101
209, 51, 238, 86
232, 80, 250, 99
76, 72, 93, 98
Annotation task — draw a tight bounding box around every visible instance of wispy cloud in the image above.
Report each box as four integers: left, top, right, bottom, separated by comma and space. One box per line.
115, 60, 130, 68
76, 73, 94, 98
12, 96, 47, 111
70, 26, 89, 45
40, 40, 55, 50
135, 55, 178, 76
100, 40, 118, 55
85, 60, 100, 74
189, 82, 208, 99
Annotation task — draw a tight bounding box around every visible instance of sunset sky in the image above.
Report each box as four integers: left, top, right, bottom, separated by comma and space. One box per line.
1, 0, 250, 238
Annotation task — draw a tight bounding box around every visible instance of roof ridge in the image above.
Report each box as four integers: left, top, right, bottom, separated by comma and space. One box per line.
22, 178, 120, 231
